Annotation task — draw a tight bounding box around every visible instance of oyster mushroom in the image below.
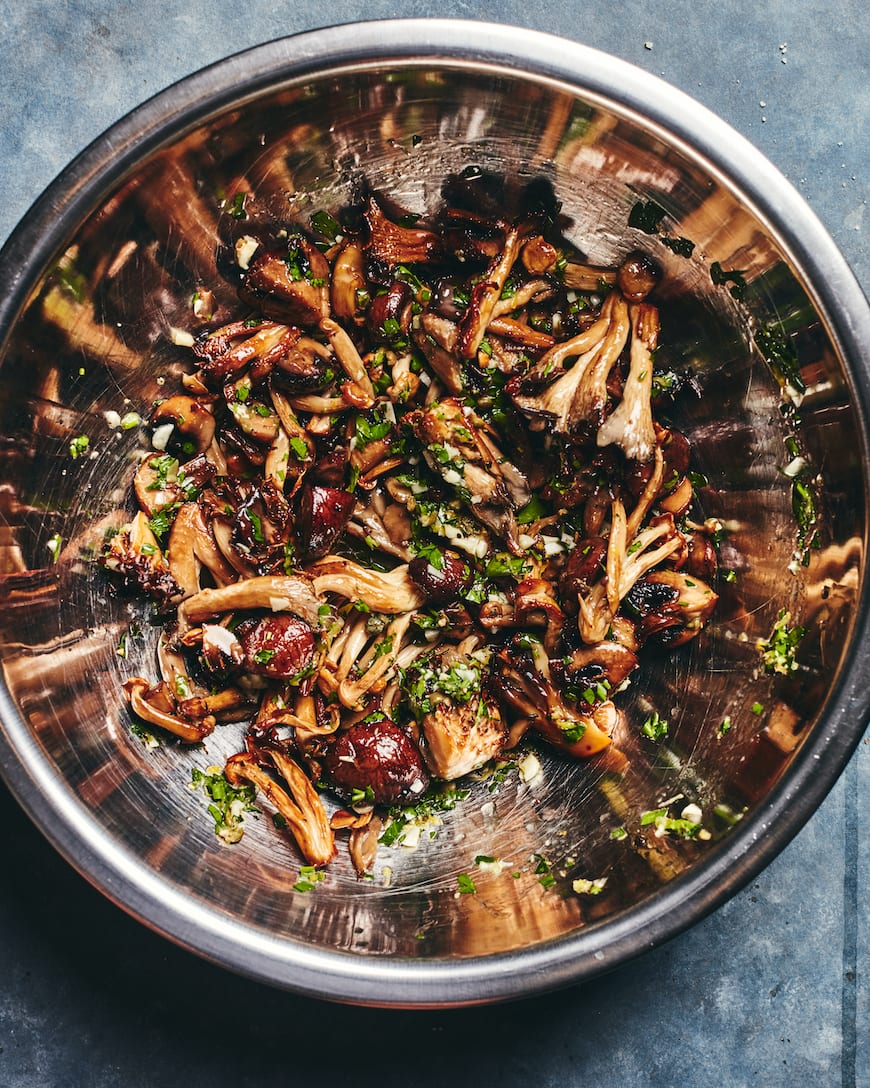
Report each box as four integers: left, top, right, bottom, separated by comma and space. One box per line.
407, 398, 530, 552
625, 568, 718, 647
364, 196, 441, 266
412, 312, 464, 394
495, 635, 617, 761
457, 223, 527, 359
309, 557, 426, 613
318, 316, 376, 407
402, 644, 506, 780
330, 241, 368, 325
511, 291, 630, 432
577, 505, 685, 645
167, 502, 236, 599
224, 750, 336, 867
179, 573, 331, 631
596, 302, 660, 462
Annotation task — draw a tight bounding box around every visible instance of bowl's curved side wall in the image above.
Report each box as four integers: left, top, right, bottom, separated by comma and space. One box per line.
0, 23, 868, 1006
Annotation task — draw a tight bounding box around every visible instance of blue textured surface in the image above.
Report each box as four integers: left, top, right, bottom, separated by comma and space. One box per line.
0, 3, 867, 1086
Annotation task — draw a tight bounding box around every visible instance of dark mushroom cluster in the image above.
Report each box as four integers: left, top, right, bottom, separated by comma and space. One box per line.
103, 170, 719, 873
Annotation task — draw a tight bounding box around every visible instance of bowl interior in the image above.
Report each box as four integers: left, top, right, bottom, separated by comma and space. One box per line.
0, 31, 866, 1005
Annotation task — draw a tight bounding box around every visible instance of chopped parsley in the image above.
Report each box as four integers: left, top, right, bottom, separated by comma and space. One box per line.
190, 767, 257, 844
640, 807, 701, 840
400, 651, 486, 717
559, 718, 588, 744
289, 436, 309, 461
294, 865, 326, 893
516, 493, 550, 525
228, 192, 248, 219
757, 609, 805, 676
641, 711, 669, 740
484, 553, 530, 581
310, 209, 343, 241
69, 434, 90, 459
379, 784, 470, 847
755, 324, 805, 394
354, 411, 392, 449
351, 785, 376, 807
533, 854, 557, 888
791, 478, 817, 542
47, 532, 63, 563
457, 873, 477, 894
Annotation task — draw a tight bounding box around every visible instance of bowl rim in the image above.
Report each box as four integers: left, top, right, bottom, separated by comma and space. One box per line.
1, 18, 869, 1008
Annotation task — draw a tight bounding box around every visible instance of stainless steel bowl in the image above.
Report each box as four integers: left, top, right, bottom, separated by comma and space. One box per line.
1, 20, 868, 1008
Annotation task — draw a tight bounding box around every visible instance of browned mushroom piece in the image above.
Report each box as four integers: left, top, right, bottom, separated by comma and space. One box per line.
224, 751, 336, 867
495, 636, 616, 760
407, 398, 530, 552
295, 484, 356, 560
133, 452, 185, 516
236, 612, 317, 682
167, 502, 237, 598
330, 241, 368, 325
318, 316, 376, 407
511, 290, 631, 433
419, 696, 506, 781
364, 196, 441, 265
123, 676, 215, 743
100, 511, 181, 605
412, 312, 464, 393
309, 558, 426, 614
151, 395, 216, 456
238, 238, 331, 325
457, 223, 526, 359
617, 250, 662, 302
597, 302, 660, 462
321, 715, 429, 806
179, 574, 332, 631
625, 569, 718, 647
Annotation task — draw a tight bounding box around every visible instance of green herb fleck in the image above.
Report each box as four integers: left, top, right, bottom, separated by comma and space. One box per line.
228, 192, 248, 219
755, 324, 805, 394
289, 436, 309, 461
757, 609, 805, 676
641, 711, 669, 740
310, 209, 342, 241
294, 865, 326, 893
190, 767, 257, 844
69, 434, 90, 459
47, 533, 63, 563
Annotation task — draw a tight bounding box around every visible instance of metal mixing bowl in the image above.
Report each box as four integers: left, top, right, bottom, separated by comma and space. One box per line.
1, 20, 868, 1008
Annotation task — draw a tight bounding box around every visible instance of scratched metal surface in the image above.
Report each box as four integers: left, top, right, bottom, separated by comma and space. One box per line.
0, 3, 867, 1085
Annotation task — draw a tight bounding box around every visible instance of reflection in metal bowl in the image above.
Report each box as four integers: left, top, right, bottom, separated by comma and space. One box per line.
0, 21, 868, 1006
